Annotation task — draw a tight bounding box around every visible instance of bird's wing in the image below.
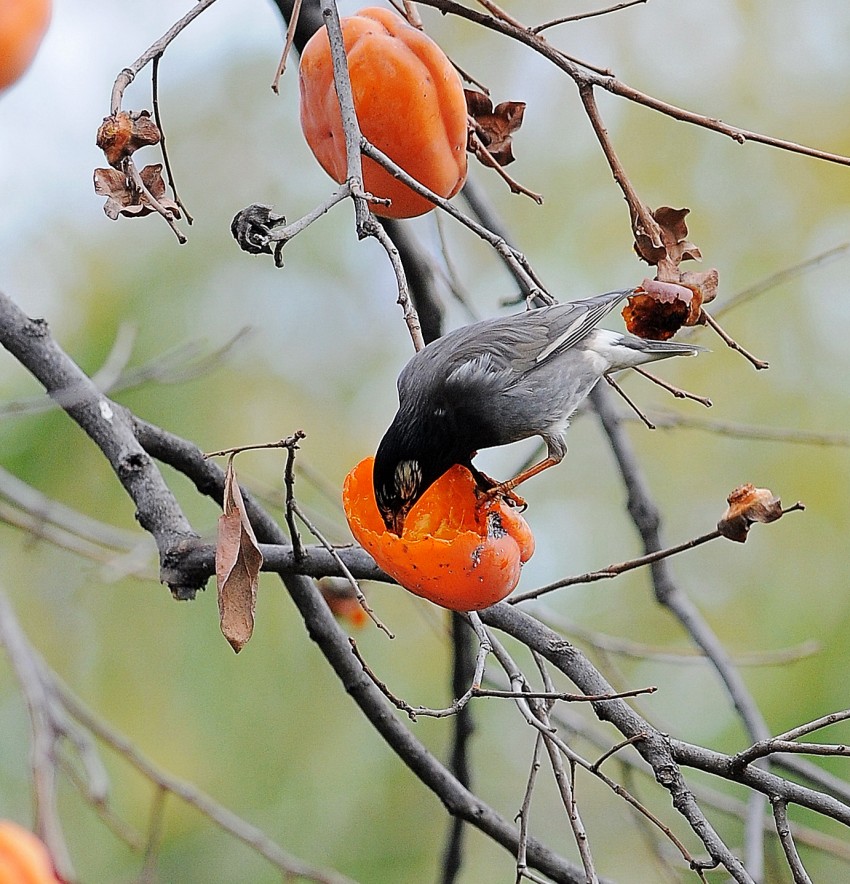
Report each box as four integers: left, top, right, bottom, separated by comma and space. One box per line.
396, 290, 630, 404
531, 290, 629, 366
440, 289, 630, 380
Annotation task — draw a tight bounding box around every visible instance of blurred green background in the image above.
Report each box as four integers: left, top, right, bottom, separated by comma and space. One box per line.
1, 1, 850, 881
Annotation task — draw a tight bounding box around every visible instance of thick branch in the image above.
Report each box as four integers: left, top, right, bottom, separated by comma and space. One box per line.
0, 292, 201, 599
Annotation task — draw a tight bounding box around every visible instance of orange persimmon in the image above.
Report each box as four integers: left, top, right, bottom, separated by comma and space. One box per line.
0, 821, 59, 883
343, 457, 534, 611
0, 0, 51, 93
299, 6, 468, 219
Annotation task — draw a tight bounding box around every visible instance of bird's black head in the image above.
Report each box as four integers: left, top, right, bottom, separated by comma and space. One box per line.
373, 404, 464, 535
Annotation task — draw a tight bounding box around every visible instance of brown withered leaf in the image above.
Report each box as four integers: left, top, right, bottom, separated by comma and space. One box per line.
634, 206, 702, 274
465, 89, 526, 166
717, 484, 784, 543
94, 164, 181, 221
681, 268, 719, 306
216, 457, 263, 652
622, 279, 701, 340
97, 110, 161, 167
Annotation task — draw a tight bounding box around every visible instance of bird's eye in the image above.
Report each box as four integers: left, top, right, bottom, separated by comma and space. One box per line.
394, 459, 422, 500
433, 406, 446, 418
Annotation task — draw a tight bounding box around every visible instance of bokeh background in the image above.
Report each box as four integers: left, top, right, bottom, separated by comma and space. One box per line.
1, 1, 850, 881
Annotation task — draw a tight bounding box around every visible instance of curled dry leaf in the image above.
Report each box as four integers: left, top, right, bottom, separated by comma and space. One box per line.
94, 164, 181, 221
634, 206, 701, 272
96, 110, 161, 167
625, 207, 719, 338
465, 88, 526, 166
682, 267, 718, 307
717, 483, 784, 543
216, 457, 263, 652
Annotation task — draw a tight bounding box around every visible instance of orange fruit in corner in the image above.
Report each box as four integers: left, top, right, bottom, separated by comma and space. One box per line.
343, 457, 534, 611
0, 0, 51, 93
0, 821, 59, 883
299, 6, 468, 219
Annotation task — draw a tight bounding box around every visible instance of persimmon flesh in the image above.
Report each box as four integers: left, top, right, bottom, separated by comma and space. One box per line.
0, 821, 59, 883
343, 457, 534, 611
0, 0, 51, 93
299, 6, 468, 219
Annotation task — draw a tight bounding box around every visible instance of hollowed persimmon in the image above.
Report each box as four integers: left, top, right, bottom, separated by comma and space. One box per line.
343, 457, 534, 611
299, 6, 468, 219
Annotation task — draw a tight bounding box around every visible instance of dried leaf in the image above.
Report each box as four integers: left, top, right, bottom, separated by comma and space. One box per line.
93, 164, 180, 221
216, 457, 263, 652
317, 577, 368, 629
622, 278, 701, 340
681, 267, 719, 306
465, 89, 526, 166
634, 206, 703, 281
96, 110, 161, 167
717, 483, 783, 543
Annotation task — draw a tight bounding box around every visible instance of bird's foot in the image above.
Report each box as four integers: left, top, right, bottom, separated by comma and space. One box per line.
476, 484, 528, 512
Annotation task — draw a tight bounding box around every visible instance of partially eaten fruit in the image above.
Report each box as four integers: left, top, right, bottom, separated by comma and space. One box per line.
343, 457, 534, 611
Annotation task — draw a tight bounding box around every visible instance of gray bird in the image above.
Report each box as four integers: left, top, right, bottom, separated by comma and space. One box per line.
373, 288, 702, 534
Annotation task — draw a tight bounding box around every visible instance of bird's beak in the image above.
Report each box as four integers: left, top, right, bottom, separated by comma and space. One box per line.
390, 511, 406, 536
381, 506, 408, 536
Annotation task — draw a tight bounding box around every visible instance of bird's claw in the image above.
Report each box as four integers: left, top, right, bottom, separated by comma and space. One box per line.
476, 484, 527, 512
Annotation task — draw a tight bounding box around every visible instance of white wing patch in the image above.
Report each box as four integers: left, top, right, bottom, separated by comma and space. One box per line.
535, 315, 588, 364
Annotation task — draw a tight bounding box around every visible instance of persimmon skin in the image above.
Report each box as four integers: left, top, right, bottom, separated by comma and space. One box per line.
0, 0, 51, 93
299, 6, 468, 219
343, 458, 534, 612
0, 821, 59, 883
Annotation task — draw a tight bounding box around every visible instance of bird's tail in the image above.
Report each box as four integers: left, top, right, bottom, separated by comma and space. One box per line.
624, 336, 705, 357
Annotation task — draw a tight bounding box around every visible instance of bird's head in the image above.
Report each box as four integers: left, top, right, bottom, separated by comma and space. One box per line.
373, 406, 461, 535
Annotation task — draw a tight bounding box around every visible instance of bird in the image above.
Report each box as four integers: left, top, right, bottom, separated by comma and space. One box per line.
373, 288, 703, 535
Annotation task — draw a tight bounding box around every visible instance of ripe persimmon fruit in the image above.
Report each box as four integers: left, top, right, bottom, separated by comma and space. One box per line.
0, 0, 51, 93
343, 457, 534, 611
0, 821, 59, 883
299, 6, 468, 219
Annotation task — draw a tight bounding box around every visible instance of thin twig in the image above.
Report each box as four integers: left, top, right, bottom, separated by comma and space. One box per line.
415, 0, 850, 170
271, 0, 303, 92
636, 409, 850, 447
604, 374, 656, 429
578, 81, 662, 249
700, 309, 770, 370
514, 734, 543, 884
151, 55, 192, 223
109, 0, 220, 113
532, 0, 648, 32
293, 501, 394, 638
124, 158, 187, 243
771, 798, 813, 884
472, 686, 656, 703
631, 366, 713, 407
468, 131, 543, 203
360, 139, 547, 299
283, 433, 306, 561
510, 503, 805, 603
712, 241, 850, 321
